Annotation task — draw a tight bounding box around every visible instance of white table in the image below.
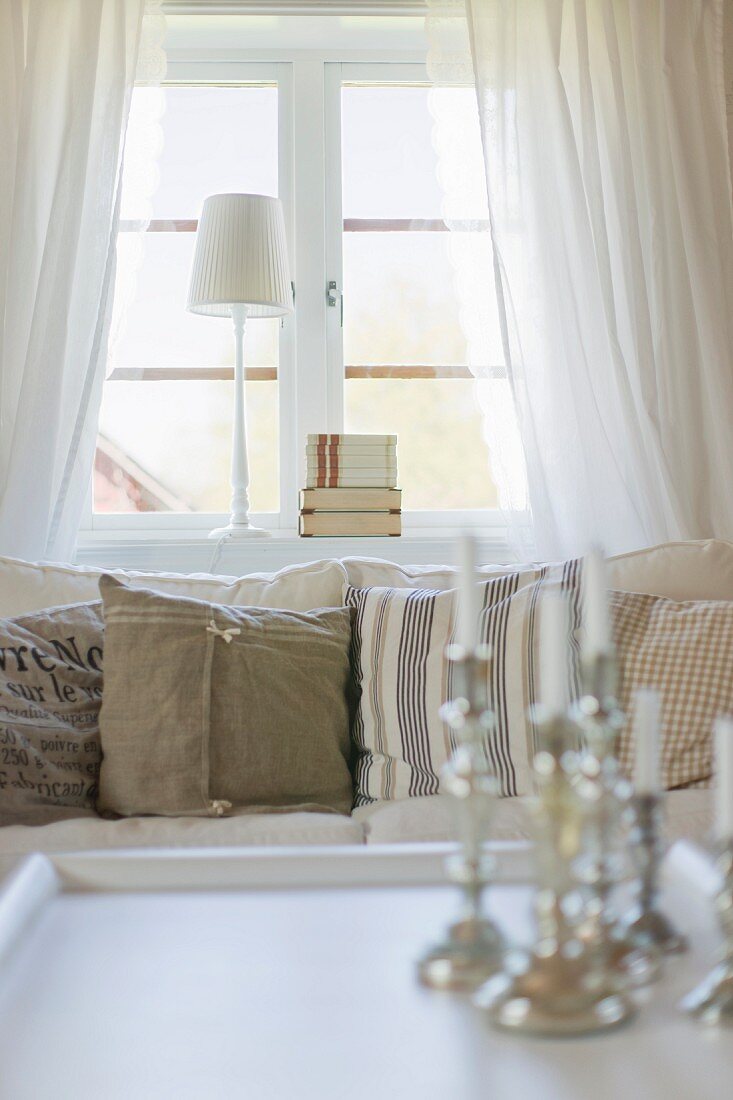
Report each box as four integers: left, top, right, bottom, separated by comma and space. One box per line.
0, 842, 728, 1100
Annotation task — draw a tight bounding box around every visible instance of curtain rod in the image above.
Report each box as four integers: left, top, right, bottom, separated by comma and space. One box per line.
163, 2, 427, 14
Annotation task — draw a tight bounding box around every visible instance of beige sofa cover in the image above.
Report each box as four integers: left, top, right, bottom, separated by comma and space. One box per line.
0, 788, 712, 885
0, 540, 724, 880
353, 788, 713, 846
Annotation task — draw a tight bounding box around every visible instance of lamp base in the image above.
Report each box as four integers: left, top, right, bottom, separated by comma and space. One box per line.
208, 524, 271, 540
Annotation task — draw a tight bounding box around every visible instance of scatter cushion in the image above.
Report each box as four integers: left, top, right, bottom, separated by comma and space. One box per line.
346, 566, 730, 805
0, 554, 347, 619
611, 592, 733, 789
97, 577, 355, 818
0, 602, 104, 825
345, 570, 550, 805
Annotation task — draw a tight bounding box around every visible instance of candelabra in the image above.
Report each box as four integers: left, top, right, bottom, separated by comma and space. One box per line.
621, 793, 688, 956
679, 842, 733, 1025
417, 645, 505, 992
474, 708, 637, 1035
573, 652, 661, 986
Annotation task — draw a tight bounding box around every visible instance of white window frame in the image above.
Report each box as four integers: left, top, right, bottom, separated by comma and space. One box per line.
81, 45, 506, 542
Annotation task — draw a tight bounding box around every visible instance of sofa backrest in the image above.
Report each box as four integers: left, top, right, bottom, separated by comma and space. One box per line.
0, 556, 348, 618
343, 539, 733, 601
2, 539, 731, 620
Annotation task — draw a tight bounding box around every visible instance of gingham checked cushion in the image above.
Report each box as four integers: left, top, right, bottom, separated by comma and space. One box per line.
347, 570, 727, 805
611, 592, 732, 789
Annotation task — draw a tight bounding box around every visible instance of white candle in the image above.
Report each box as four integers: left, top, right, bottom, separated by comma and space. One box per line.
582, 547, 612, 660
714, 716, 733, 839
633, 690, 660, 794
456, 534, 479, 653
540, 593, 569, 717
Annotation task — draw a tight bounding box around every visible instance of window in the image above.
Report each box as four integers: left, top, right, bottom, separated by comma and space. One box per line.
97, 80, 282, 520
92, 53, 499, 534
338, 79, 497, 510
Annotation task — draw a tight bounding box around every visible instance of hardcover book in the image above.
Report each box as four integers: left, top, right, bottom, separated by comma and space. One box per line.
307, 456, 398, 471
306, 433, 397, 446
300, 488, 401, 512
305, 475, 398, 489
306, 444, 397, 457
299, 512, 401, 537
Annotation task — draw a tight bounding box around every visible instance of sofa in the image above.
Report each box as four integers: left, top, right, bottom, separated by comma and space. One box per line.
0, 538, 728, 881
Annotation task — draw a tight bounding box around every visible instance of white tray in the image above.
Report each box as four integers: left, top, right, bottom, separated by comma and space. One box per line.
0, 842, 728, 1100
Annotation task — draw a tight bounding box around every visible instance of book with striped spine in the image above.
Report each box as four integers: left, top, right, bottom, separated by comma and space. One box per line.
307, 468, 398, 483
305, 475, 398, 489
307, 433, 397, 447
307, 454, 397, 471
306, 444, 397, 457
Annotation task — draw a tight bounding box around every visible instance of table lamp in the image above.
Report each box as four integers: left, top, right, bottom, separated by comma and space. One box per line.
187, 193, 292, 539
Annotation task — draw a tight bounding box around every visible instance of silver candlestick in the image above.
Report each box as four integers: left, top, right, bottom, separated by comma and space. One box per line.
679, 841, 733, 1024
574, 652, 661, 986
475, 710, 637, 1035
417, 646, 505, 992
621, 793, 688, 956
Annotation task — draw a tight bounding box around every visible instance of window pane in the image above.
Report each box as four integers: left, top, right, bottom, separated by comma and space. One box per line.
96, 381, 278, 514
98, 82, 280, 516
114, 233, 279, 370
344, 232, 466, 367
345, 379, 497, 511
342, 83, 498, 510
342, 85, 444, 220
152, 86, 278, 218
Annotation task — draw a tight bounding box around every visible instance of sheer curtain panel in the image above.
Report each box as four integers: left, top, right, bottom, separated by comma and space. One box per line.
427, 0, 733, 558
0, 0, 163, 561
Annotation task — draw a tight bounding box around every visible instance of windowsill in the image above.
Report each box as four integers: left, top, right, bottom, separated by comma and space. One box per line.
74, 528, 518, 574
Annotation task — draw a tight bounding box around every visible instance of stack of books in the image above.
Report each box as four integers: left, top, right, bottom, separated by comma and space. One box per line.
299, 433, 401, 537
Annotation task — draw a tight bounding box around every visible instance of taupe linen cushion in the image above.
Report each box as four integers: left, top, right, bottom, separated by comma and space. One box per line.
97, 577, 355, 817
0, 601, 103, 825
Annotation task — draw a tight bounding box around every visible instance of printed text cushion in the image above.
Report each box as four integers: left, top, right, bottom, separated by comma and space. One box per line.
0, 602, 103, 825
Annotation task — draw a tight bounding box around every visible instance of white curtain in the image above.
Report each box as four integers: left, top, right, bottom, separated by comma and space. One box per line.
0, 0, 164, 562
427, 0, 733, 559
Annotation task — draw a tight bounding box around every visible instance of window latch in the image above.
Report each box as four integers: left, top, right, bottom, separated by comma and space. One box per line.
326, 280, 340, 306
326, 280, 343, 326
282, 281, 295, 328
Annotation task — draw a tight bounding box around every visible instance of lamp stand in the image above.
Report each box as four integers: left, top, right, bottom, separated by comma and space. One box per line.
209, 303, 270, 540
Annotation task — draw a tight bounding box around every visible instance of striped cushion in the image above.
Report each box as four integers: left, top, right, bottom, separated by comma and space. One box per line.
347, 565, 728, 805
345, 564, 562, 805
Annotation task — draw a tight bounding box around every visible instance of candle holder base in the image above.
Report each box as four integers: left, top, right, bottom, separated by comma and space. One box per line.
621, 908, 688, 957
418, 917, 505, 992
607, 932, 663, 987
679, 964, 733, 1026
680, 842, 733, 1026
475, 952, 636, 1036
616, 793, 688, 982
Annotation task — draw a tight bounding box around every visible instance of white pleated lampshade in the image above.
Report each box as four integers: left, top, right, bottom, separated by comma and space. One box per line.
187, 193, 293, 318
